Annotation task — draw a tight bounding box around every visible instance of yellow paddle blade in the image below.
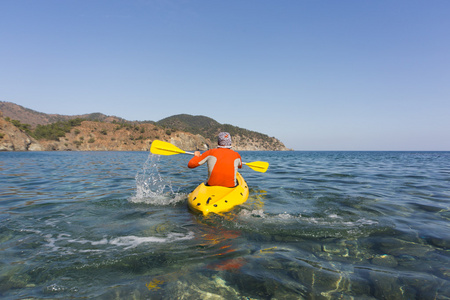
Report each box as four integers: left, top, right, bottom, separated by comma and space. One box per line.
150, 140, 186, 156
244, 161, 269, 173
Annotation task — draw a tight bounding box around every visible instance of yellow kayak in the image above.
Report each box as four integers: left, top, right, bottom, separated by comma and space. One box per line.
188, 172, 249, 215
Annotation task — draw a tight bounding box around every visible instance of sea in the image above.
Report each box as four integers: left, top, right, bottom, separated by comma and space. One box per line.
1, 150, 449, 299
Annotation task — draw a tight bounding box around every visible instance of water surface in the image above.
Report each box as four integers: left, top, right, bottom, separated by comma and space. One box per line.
1, 151, 449, 299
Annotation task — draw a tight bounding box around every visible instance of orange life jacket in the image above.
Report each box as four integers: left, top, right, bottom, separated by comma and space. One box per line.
188, 148, 242, 187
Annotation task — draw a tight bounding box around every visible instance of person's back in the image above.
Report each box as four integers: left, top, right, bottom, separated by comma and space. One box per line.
188, 132, 242, 187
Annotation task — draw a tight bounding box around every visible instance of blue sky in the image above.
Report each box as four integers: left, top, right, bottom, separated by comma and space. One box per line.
1, 0, 449, 150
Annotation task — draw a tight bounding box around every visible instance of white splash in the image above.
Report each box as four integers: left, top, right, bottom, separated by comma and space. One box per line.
130, 154, 186, 205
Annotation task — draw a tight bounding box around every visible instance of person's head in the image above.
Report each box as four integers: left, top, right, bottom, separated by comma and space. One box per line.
218, 132, 232, 148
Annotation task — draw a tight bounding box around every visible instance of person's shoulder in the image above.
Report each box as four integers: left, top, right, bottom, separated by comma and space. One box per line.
213, 147, 239, 153
200, 149, 213, 156
225, 148, 241, 157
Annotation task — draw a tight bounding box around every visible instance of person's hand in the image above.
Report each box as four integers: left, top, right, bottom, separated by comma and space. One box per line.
194, 151, 201, 157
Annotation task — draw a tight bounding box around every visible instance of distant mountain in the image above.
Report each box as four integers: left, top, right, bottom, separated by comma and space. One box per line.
0, 101, 127, 127
0, 101, 290, 151
156, 114, 283, 148
156, 114, 227, 141
157, 114, 219, 132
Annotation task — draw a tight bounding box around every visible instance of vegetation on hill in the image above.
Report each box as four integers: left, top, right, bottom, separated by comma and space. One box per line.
156, 114, 277, 144
5, 117, 33, 135
5, 117, 85, 141
33, 118, 85, 140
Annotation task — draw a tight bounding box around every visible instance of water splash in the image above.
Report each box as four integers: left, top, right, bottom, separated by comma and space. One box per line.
130, 154, 186, 205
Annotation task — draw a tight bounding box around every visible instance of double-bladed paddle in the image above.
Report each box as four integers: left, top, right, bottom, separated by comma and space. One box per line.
150, 140, 269, 173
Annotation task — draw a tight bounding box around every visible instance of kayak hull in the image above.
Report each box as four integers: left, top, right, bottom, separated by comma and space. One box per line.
188, 172, 249, 215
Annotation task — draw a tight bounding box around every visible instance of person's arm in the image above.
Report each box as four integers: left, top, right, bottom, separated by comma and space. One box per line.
188, 151, 204, 168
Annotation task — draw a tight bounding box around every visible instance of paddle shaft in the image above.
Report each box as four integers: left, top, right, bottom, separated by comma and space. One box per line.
183, 150, 260, 170
150, 140, 268, 172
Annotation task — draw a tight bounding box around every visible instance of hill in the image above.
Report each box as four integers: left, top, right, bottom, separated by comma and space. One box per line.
0, 101, 127, 127
0, 101, 290, 151
156, 114, 286, 149
157, 114, 220, 136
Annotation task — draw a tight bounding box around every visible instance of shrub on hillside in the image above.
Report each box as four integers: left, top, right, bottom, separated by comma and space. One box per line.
33, 118, 85, 141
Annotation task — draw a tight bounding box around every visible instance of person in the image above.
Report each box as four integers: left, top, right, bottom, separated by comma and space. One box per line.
188, 132, 242, 188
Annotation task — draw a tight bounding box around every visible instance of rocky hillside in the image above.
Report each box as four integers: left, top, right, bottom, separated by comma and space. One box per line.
0, 101, 127, 126
0, 102, 290, 151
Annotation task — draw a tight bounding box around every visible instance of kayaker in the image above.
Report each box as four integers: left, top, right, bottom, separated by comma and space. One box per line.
188, 132, 242, 188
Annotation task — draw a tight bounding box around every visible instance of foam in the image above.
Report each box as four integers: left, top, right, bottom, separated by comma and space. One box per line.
44, 231, 195, 252
238, 209, 378, 228
110, 232, 195, 249
129, 192, 186, 206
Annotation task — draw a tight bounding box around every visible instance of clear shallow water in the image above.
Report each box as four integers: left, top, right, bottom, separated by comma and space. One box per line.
1, 151, 449, 299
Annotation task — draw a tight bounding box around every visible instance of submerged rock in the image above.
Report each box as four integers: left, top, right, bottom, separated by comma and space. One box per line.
371, 254, 398, 268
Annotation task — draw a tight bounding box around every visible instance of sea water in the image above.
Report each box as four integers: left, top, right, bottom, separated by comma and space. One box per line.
0, 151, 449, 299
